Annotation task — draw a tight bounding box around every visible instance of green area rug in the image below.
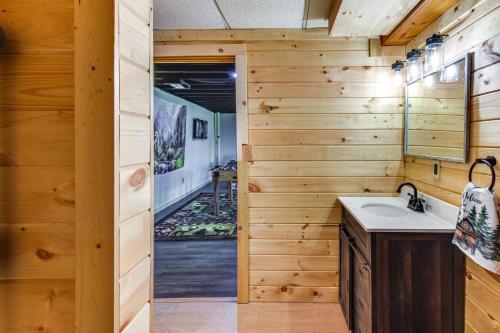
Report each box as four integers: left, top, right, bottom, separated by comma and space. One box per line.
155, 193, 237, 241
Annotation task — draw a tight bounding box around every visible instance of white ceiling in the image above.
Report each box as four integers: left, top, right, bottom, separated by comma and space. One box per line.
154, 0, 334, 30
216, 0, 305, 29
154, 0, 227, 29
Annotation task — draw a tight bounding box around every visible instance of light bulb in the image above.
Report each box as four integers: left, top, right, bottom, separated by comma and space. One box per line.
409, 63, 420, 81
391, 60, 405, 88
392, 71, 404, 87
406, 49, 422, 82
430, 51, 441, 69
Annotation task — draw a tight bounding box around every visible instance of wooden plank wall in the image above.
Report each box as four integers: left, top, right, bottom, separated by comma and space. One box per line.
75, 0, 116, 331
404, 1, 500, 331
155, 32, 405, 302
0, 1, 75, 332
117, 0, 153, 332
246, 40, 404, 303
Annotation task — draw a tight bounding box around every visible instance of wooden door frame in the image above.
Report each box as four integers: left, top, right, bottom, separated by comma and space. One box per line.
153, 43, 249, 303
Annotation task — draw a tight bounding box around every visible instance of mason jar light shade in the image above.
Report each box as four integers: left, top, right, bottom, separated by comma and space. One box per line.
406, 49, 422, 82
391, 60, 405, 88
424, 34, 444, 74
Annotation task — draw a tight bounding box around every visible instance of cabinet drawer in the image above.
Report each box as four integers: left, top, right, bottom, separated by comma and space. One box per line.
342, 208, 370, 261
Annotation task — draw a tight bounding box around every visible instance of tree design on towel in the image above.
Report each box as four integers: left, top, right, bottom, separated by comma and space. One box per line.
475, 205, 500, 261
455, 203, 500, 261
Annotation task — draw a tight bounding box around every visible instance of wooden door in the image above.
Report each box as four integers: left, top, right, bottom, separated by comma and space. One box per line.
339, 226, 352, 329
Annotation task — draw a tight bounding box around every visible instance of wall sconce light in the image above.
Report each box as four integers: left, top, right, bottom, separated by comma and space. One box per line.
424, 34, 444, 74
406, 49, 422, 82
391, 60, 405, 87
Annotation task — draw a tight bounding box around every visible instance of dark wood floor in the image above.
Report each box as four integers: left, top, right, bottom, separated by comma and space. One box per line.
154, 239, 237, 299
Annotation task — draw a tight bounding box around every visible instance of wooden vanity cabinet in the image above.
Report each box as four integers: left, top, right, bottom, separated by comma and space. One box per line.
339, 207, 465, 333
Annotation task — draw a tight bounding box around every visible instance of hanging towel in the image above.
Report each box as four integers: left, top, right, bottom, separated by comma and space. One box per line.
453, 182, 500, 274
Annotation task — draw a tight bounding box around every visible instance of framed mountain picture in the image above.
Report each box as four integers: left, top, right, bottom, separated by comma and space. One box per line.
154, 96, 187, 175
193, 118, 208, 140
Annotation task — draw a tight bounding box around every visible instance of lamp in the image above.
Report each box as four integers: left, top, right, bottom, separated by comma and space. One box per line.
406, 49, 422, 82
424, 34, 444, 74
391, 60, 405, 87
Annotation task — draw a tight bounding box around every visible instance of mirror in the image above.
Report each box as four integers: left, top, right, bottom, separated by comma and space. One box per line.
405, 54, 471, 163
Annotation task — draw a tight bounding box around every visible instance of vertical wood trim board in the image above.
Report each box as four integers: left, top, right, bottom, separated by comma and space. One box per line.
404, 1, 500, 332
148, 0, 155, 330
236, 54, 250, 303
0, 1, 75, 332
75, 0, 115, 332
117, 0, 153, 332
154, 34, 405, 303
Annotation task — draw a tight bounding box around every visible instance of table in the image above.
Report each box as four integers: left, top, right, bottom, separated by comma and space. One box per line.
212, 169, 237, 216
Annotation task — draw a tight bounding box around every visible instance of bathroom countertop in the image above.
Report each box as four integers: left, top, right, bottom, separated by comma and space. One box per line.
338, 196, 456, 233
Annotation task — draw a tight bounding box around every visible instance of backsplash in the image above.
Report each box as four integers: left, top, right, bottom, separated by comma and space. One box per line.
399, 185, 459, 226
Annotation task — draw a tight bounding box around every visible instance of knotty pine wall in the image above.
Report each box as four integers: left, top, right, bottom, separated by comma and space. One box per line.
155, 32, 405, 302
405, 1, 500, 331
246, 41, 403, 303
76, 0, 153, 331
0, 0, 75, 332
117, 0, 153, 332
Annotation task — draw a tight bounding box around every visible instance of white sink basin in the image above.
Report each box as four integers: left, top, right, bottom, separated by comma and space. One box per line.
338, 196, 456, 233
361, 203, 409, 218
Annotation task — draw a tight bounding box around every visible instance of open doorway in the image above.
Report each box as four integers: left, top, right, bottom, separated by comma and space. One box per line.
153, 59, 238, 300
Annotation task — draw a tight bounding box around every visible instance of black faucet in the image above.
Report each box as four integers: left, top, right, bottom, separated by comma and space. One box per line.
396, 182, 425, 213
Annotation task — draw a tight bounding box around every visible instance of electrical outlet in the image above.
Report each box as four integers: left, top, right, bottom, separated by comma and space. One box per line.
432, 160, 441, 180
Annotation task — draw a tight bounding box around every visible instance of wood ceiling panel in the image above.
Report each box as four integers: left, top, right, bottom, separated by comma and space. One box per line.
329, 0, 420, 37
381, 0, 461, 46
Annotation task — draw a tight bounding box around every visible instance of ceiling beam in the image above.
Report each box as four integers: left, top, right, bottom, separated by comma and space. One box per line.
328, 0, 343, 37
381, 0, 461, 46
328, 0, 420, 37
154, 29, 331, 42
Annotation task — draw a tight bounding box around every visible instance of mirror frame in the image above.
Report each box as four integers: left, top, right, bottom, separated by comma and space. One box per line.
404, 52, 472, 163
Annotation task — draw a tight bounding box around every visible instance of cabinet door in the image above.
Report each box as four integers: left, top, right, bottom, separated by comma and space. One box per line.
352, 242, 371, 333
339, 226, 352, 329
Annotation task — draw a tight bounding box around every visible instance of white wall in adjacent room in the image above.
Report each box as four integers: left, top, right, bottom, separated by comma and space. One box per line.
219, 113, 237, 165
154, 88, 215, 212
